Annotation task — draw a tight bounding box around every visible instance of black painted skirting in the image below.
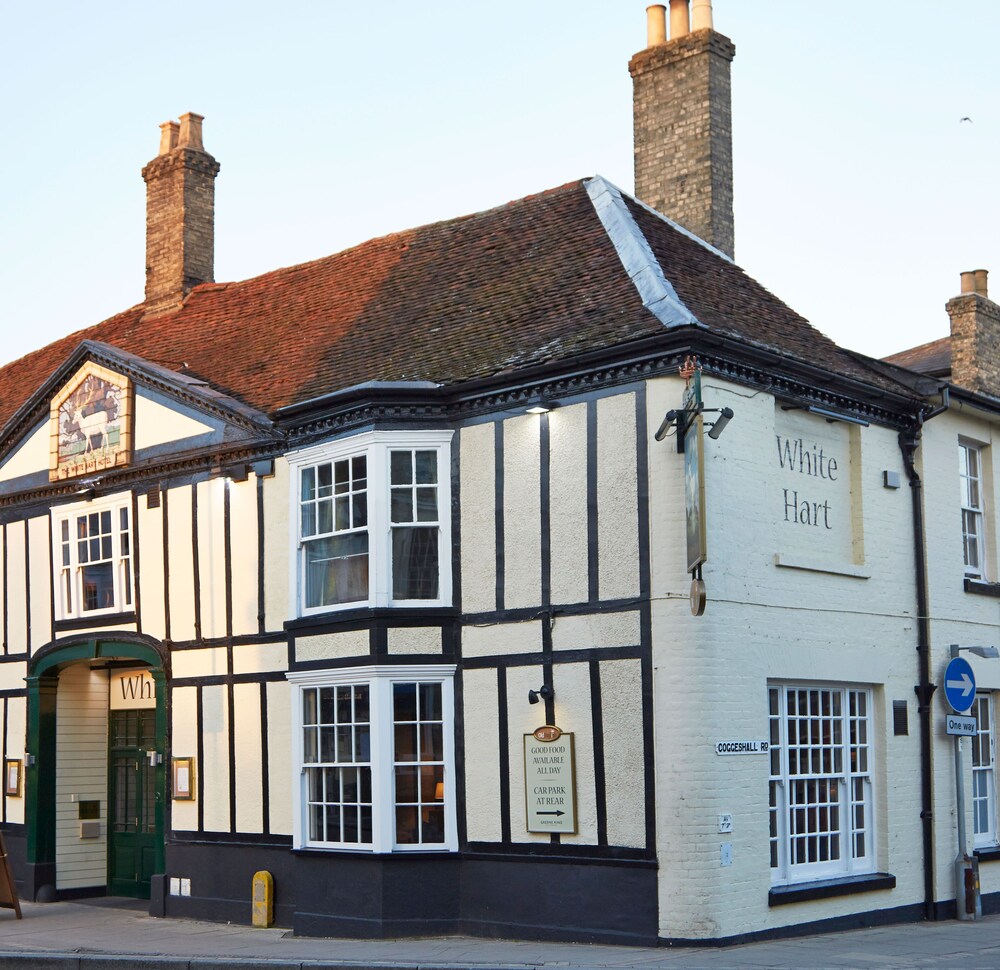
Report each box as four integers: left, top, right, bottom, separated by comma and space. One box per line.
162, 841, 658, 944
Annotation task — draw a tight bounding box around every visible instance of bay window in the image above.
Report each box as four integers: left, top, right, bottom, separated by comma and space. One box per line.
53, 495, 133, 619
290, 431, 452, 613
288, 665, 457, 852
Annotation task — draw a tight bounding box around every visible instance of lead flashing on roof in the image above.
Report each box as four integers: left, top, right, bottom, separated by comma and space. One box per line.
584, 176, 701, 330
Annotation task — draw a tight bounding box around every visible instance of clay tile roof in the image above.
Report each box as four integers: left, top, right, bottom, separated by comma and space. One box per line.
0, 179, 916, 433
883, 336, 952, 378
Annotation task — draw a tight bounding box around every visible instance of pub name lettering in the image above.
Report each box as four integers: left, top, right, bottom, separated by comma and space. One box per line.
776, 435, 837, 530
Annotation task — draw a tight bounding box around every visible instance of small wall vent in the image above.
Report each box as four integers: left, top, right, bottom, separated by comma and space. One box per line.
893, 700, 909, 736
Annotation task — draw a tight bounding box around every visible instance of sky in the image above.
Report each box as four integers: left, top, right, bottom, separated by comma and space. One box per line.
0, 1, 997, 369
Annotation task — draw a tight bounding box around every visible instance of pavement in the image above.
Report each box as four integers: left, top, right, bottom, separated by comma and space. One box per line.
1, 899, 1000, 969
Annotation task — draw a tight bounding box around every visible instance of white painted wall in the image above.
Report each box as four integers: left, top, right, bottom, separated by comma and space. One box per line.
5, 523, 26, 655
55, 664, 108, 890
167, 487, 197, 642
549, 403, 589, 605
459, 422, 496, 615
132, 394, 212, 450
263, 458, 290, 629
233, 683, 263, 834
265, 680, 292, 836
170, 687, 198, 831
137, 493, 167, 641
503, 415, 542, 609
0, 420, 48, 483
597, 393, 640, 601
229, 477, 260, 637
4, 696, 26, 825
197, 479, 227, 641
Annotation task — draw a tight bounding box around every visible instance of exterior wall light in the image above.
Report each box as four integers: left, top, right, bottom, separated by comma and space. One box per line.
526, 404, 552, 414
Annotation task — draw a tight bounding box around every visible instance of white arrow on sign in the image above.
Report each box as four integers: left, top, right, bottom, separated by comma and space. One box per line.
946, 672, 975, 698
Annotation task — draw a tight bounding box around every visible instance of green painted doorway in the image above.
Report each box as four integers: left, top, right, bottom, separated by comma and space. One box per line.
107, 707, 160, 898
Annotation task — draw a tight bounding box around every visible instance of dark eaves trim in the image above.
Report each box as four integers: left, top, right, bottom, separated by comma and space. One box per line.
944, 383, 1000, 418
273, 381, 443, 422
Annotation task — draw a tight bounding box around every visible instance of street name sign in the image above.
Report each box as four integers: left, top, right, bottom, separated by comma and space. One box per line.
944, 657, 976, 713
715, 739, 769, 756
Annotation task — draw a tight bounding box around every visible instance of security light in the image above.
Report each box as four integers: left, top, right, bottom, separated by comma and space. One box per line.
528, 684, 554, 705
707, 407, 734, 439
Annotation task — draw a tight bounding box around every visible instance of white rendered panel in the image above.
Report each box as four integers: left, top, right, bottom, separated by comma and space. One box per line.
503, 416, 541, 609
232, 642, 288, 675
508, 665, 550, 845
462, 669, 502, 843
601, 659, 646, 848
266, 680, 293, 836
196, 479, 227, 642
233, 683, 263, 834
462, 621, 541, 658
459, 423, 496, 614
263, 458, 290, 631
5, 524, 26, 655
552, 662, 598, 845
201, 684, 231, 833
0, 528, 5, 643
386, 627, 442, 655
229, 478, 259, 637
55, 665, 108, 889
0, 421, 48, 482
137, 495, 166, 641
552, 611, 641, 652
295, 630, 370, 663
133, 394, 212, 450
167, 487, 197, 642
0, 663, 26, 693
597, 394, 640, 600
549, 403, 589, 606
4, 696, 26, 824
170, 687, 198, 831
172, 647, 227, 680
28, 517, 51, 653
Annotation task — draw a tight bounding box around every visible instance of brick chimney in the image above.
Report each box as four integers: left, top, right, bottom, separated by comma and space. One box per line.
948, 270, 1000, 395
141, 112, 220, 317
629, 2, 736, 258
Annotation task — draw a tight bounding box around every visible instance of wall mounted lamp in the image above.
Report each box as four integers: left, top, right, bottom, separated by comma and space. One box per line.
957, 645, 1000, 659
526, 403, 554, 414
654, 405, 735, 446
528, 684, 554, 705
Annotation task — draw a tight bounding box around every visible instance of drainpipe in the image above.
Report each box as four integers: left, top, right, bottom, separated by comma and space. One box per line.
899, 420, 936, 920
899, 389, 950, 921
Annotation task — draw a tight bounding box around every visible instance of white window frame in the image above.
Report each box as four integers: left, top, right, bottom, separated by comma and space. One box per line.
768, 683, 875, 886
51, 493, 134, 621
973, 692, 997, 849
960, 440, 986, 579
287, 431, 453, 615
287, 664, 457, 853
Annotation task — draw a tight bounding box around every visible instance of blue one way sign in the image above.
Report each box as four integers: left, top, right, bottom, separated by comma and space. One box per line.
944, 656, 976, 714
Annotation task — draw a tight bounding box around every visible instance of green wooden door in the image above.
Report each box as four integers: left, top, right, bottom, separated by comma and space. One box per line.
108, 709, 159, 898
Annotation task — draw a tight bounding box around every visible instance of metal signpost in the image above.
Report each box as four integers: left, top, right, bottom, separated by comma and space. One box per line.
945, 648, 981, 920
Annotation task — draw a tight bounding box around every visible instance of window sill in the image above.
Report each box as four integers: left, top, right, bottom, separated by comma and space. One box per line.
55, 611, 137, 633
768, 872, 896, 907
291, 846, 457, 857
773, 554, 870, 580
964, 578, 1000, 598
286, 606, 458, 632
974, 847, 1000, 863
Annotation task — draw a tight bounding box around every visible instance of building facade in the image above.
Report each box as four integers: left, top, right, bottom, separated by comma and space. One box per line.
0, 0, 996, 946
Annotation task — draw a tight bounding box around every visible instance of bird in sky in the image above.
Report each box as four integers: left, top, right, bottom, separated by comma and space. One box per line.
960, 116, 974, 123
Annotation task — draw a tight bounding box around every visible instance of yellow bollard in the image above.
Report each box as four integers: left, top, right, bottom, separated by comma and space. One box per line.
251, 870, 274, 928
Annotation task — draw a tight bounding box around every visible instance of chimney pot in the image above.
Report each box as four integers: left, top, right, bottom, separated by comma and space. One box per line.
646, 5, 667, 46
961, 271, 977, 295
974, 269, 989, 298
691, 0, 714, 30
669, 0, 690, 39
178, 112, 205, 151
158, 121, 179, 156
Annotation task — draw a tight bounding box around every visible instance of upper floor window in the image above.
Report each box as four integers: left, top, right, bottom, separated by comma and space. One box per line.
960, 441, 986, 579
53, 496, 133, 619
287, 664, 457, 853
289, 431, 452, 614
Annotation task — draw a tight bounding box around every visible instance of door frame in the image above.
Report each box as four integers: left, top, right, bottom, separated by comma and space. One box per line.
24, 636, 167, 899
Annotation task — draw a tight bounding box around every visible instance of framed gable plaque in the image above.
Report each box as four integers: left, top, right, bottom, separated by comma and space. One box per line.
50, 363, 133, 481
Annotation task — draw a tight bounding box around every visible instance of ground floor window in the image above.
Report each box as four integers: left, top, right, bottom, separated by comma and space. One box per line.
287, 664, 456, 852
973, 693, 997, 847
768, 683, 874, 884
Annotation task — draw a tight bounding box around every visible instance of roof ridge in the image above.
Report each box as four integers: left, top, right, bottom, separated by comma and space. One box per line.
584, 176, 700, 329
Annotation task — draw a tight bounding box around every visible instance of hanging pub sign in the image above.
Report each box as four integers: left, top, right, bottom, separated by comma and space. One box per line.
50, 362, 133, 481
524, 725, 577, 834
683, 367, 707, 572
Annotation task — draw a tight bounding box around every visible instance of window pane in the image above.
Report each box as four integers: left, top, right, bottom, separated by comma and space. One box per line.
303, 689, 317, 725
391, 451, 413, 485
304, 534, 369, 607
301, 467, 316, 501
419, 683, 442, 721
420, 724, 444, 762
396, 805, 419, 844
320, 687, 335, 724
392, 527, 439, 600
395, 765, 419, 802
393, 683, 418, 721
415, 450, 437, 484
416, 487, 438, 522
318, 463, 333, 494
394, 724, 418, 761
391, 489, 413, 523
81, 563, 114, 612
422, 806, 445, 843
318, 499, 333, 535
